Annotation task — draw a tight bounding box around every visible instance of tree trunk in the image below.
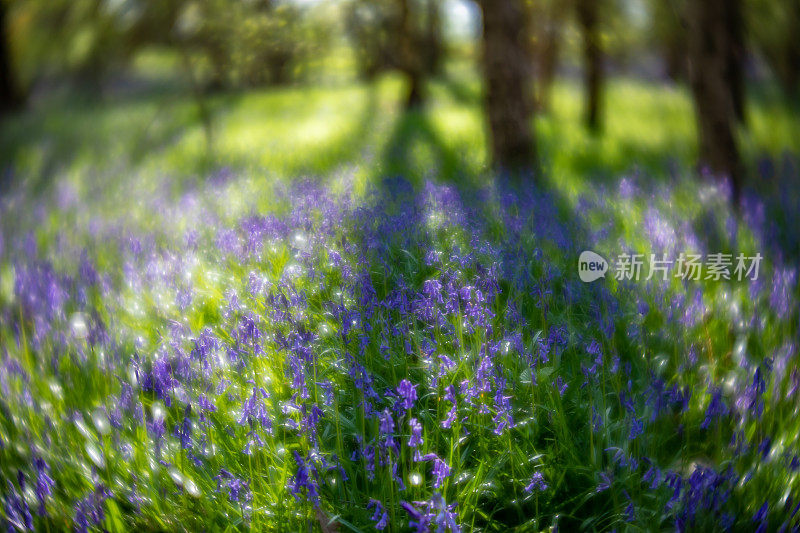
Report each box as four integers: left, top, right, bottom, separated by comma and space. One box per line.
398, 0, 424, 110
423, 0, 442, 76
653, 0, 688, 82
73, 0, 111, 97
536, 1, 564, 113
687, 0, 744, 202
0, 0, 23, 116
727, 0, 746, 123
478, 0, 537, 172
576, 0, 602, 133
752, 0, 800, 98
664, 37, 688, 82
778, 2, 800, 97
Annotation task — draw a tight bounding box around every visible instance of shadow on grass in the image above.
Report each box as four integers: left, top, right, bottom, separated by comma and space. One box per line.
0, 82, 386, 195
0, 86, 229, 195
378, 107, 474, 185
352, 96, 644, 531
354, 83, 800, 530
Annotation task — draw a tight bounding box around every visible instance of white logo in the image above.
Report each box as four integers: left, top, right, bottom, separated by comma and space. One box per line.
578, 251, 608, 282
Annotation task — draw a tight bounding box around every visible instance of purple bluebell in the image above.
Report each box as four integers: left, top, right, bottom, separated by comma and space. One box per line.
753, 500, 769, 533
628, 417, 644, 440
396, 379, 417, 411
215, 469, 252, 504
368, 498, 389, 530
701, 387, 729, 429
524, 472, 548, 493
33, 456, 55, 516
3, 475, 33, 531
430, 456, 451, 489
73, 484, 111, 533
289, 451, 320, 507
596, 471, 612, 493
408, 418, 423, 448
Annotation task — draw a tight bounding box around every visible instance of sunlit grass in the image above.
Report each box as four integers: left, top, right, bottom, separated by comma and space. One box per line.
0, 71, 798, 532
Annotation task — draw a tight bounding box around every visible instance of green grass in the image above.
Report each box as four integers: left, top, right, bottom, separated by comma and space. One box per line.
0, 71, 799, 532
3, 71, 798, 195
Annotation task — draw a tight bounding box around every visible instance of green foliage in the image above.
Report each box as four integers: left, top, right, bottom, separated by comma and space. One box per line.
344, 0, 400, 80
746, 0, 800, 96
6, 0, 333, 92
177, 0, 330, 88
0, 72, 798, 531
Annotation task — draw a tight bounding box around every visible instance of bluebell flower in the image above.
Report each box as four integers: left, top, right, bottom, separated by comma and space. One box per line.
34, 456, 55, 516
701, 388, 729, 430
3, 475, 33, 531
368, 498, 389, 530
215, 469, 252, 504
408, 418, 423, 448
239, 386, 272, 432
628, 417, 644, 440
441, 404, 457, 429
524, 472, 548, 493
401, 500, 427, 532
596, 471, 612, 493
758, 437, 772, 459
174, 405, 193, 450
753, 500, 769, 533
379, 408, 395, 437
642, 461, 661, 490
289, 451, 320, 507
147, 417, 166, 457
396, 379, 417, 411
73, 484, 111, 533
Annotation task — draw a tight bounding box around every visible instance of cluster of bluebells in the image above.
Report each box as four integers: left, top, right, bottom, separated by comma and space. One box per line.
0, 167, 798, 532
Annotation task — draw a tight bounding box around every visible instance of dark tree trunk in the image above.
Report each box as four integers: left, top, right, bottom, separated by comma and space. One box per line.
398, 0, 425, 110
772, 13, 800, 98
664, 38, 688, 82
405, 72, 424, 109
576, 0, 602, 133
654, 0, 688, 82
536, 1, 564, 113
752, 0, 800, 98
478, 0, 536, 172
423, 0, 442, 76
727, 0, 746, 123
779, 28, 800, 97
778, 3, 800, 97
687, 0, 744, 202
0, 1, 23, 116
74, 0, 111, 97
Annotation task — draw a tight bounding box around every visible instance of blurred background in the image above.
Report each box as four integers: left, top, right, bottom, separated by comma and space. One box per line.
1, 3, 800, 531
0, 0, 798, 197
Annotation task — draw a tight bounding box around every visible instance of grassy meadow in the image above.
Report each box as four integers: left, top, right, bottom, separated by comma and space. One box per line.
1, 68, 799, 532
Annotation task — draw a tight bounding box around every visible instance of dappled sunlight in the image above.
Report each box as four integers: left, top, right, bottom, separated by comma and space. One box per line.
1, 0, 799, 530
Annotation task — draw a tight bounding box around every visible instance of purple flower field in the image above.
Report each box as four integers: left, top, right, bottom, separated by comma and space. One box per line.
1, 0, 800, 528
1, 154, 798, 531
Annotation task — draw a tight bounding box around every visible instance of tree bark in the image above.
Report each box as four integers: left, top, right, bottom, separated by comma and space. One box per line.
687, 0, 744, 202
0, 0, 23, 116
653, 0, 688, 82
778, 8, 800, 97
398, 0, 424, 109
751, 0, 800, 98
477, 0, 537, 172
727, 0, 746, 123
777, 2, 800, 97
535, 0, 564, 113
576, 0, 602, 133
423, 0, 442, 76
663, 37, 688, 82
